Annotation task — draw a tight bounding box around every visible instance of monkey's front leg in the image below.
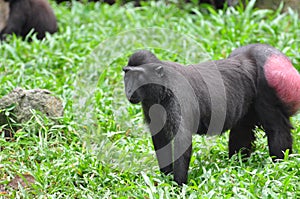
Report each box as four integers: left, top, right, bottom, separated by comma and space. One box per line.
173, 133, 192, 185
151, 130, 174, 175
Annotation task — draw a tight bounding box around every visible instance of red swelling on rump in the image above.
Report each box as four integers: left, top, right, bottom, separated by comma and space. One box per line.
265, 54, 300, 114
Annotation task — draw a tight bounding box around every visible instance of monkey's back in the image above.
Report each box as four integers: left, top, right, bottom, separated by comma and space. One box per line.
196, 58, 257, 133
163, 57, 258, 134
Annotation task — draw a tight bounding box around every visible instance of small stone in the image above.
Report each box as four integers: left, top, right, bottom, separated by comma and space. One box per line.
0, 88, 64, 127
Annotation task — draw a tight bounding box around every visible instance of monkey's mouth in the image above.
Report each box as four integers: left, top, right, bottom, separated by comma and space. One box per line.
125, 87, 141, 104
128, 95, 141, 104
127, 91, 141, 104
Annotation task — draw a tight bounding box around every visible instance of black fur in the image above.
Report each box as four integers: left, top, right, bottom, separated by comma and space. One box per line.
123, 44, 294, 185
0, 0, 57, 40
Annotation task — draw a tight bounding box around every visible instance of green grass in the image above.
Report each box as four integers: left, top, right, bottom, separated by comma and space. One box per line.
0, 0, 300, 198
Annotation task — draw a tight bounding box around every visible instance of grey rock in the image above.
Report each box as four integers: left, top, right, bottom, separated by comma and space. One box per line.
256, 0, 299, 12
239, 0, 300, 14
0, 88, 63, 126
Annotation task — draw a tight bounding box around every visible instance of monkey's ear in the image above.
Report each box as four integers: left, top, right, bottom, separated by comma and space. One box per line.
155, 65, 164, 77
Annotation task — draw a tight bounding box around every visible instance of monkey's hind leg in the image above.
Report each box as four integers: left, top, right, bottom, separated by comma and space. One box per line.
256, 105, 293, 160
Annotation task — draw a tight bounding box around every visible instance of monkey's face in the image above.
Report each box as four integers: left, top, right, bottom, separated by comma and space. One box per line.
123, 63, 165, 104
123, 66, 144, 104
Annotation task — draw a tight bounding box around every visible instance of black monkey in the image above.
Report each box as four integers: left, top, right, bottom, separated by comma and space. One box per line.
123, 44, 299, 185
0, 0, 58, 40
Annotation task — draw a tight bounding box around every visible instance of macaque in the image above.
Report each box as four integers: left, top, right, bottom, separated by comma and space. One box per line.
123, 44, 298, 185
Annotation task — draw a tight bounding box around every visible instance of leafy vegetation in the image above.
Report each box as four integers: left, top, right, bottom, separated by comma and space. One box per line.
0, 0, 299, 198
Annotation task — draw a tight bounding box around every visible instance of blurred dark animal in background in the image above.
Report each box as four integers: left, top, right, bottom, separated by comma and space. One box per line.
0, 0, 57, 40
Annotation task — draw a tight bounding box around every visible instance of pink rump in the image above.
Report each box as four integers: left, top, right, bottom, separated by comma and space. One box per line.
264, 54, 300, 114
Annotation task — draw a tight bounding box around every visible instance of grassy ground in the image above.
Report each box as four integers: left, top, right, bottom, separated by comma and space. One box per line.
0, 0, 300, 198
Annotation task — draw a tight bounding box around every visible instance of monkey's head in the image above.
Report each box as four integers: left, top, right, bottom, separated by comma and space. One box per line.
123, 62, 167, 104
127, 50, 162, 66
123, 50, 167, 104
